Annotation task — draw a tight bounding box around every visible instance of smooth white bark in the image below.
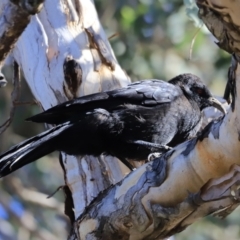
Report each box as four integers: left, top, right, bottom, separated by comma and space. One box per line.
8, 0, 130, 219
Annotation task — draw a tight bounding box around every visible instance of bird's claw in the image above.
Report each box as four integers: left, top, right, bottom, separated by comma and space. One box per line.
148, 152, 162, 161
148, 146, 172, 161
161, 145, 172, 151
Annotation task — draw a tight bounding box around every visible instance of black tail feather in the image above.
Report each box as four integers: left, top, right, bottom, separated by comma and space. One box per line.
0, 123, 71, 177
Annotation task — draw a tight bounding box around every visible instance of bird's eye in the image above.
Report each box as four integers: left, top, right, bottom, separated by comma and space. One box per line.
194, 87, 204, 95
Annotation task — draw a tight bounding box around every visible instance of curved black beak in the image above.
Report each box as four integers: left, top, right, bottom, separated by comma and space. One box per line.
208, 97, 226, 114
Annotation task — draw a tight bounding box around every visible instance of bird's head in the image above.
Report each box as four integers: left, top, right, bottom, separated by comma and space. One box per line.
169, 73, 226, 114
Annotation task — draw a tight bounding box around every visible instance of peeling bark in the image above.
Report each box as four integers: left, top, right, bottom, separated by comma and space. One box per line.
197, 0, 240, 55
0, 0, 44, 63
0, 0, 44, 86
85, 26, 116, 71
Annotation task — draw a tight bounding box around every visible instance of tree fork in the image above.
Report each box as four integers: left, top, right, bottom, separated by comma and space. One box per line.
1, 0, 240, 239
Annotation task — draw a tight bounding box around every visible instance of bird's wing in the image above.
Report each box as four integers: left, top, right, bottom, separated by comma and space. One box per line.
27, 80, 181, 124
113, 79, 180, 105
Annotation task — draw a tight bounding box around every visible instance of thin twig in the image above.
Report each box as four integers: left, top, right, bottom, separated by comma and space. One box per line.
0, 62, 39, 135
0, 61, 20, 135
13, 100, 39, 106
188, 24, 203, 61
47, 185, 64, 199
5, 177, 65, 212
108, 32, 119, 40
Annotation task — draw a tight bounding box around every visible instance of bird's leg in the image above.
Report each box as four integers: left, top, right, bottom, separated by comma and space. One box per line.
129, 140, 172, 152
223, 53, 240, 111
128, 140, 172, 163
128, 140, 172, 152
117, 157, 135, 171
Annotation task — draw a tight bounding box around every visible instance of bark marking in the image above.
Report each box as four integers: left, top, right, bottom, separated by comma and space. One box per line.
63, 56, 82, 99
85, 26, 116, 71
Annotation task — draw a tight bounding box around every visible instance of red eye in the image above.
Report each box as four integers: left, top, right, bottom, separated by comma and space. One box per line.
195, 88, 203, 95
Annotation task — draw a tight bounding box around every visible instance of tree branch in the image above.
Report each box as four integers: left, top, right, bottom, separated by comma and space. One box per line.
67, 1, 240, 239
69, 63, 240, 238
197, 0, 240, 55
0, 0, 44, 85
0, 0, 44, 62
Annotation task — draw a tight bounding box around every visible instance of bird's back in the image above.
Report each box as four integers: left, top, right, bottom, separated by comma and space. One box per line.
27, 79, 181, 125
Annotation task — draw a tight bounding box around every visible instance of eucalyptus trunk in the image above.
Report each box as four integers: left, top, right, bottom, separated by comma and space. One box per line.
0, 0, 240, 240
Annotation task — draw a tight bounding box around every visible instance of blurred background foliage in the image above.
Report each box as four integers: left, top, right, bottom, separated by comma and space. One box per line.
0, 0, 236, 239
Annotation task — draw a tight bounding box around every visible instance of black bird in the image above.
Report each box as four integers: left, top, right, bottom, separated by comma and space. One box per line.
0, 73, 225, 177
